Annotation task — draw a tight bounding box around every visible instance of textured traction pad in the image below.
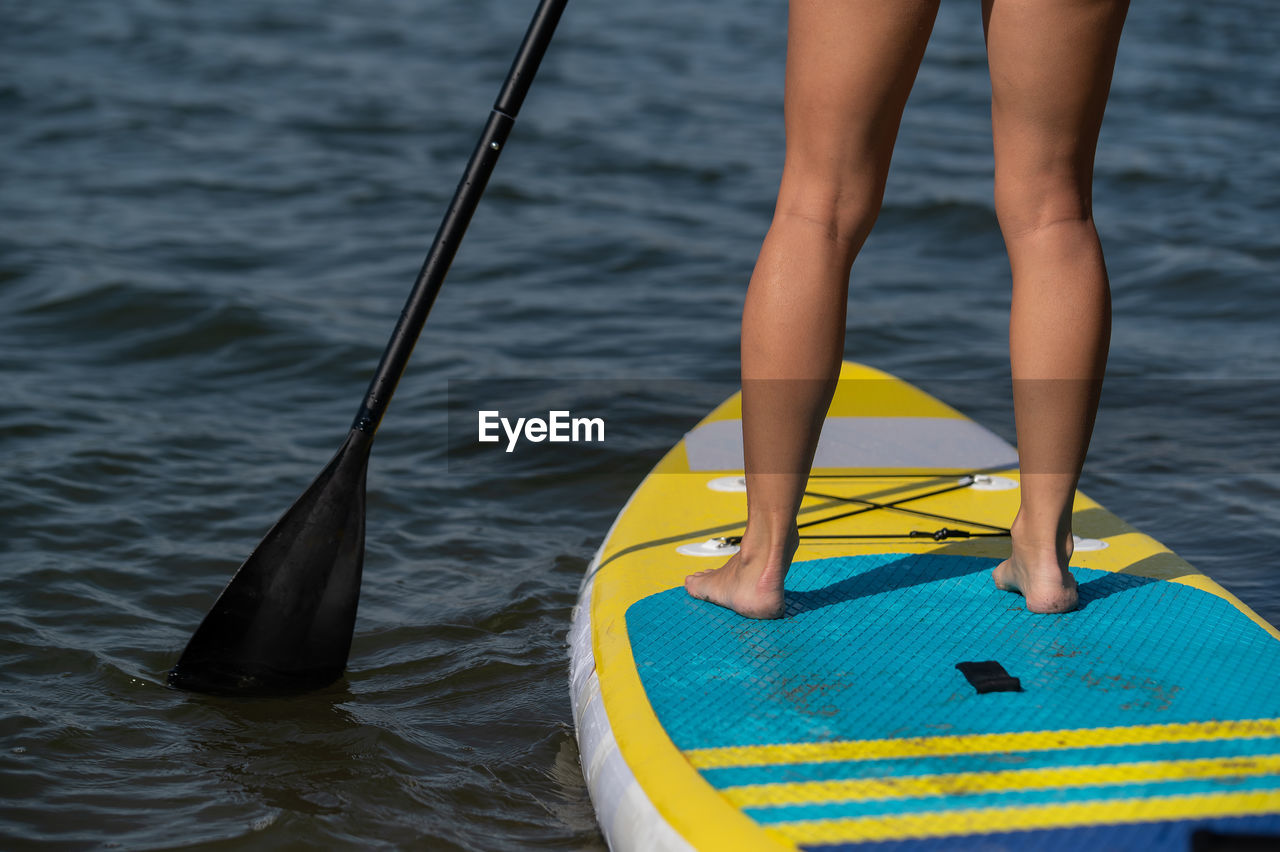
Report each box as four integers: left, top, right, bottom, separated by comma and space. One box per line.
626, 554, 1280, 848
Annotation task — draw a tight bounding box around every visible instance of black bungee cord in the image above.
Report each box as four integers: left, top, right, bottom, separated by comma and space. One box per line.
715, 473, 1013, 547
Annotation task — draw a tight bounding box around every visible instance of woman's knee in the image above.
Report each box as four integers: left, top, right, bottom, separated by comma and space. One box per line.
773, 165, 886, 257
993, 168, 1095, 239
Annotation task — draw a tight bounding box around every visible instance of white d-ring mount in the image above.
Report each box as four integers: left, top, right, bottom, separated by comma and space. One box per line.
677, 538, 741, 557
1073, 535, 1108, 551
707, 476, 747, 493
966, 474, 1019, 491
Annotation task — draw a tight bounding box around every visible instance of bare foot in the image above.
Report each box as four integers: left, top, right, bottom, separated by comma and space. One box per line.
684, 530, 797, 619
993, 534, 1079, 614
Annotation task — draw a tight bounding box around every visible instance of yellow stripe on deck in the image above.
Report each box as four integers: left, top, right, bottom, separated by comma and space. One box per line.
723, 754, 1280, 808
686, 718, 1280, 770
763, 791, 1280, 844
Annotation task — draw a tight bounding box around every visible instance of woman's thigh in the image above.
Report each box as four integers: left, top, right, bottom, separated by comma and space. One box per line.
779, 0, 941, 239
983, 0, 1130, 232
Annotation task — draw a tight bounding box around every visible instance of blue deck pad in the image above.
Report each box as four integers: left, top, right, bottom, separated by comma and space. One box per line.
800, 813, 1280, 852
626, 553, 1280, 756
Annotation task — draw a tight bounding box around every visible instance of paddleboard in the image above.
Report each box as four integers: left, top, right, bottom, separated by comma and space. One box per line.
569, 361, 1280, 850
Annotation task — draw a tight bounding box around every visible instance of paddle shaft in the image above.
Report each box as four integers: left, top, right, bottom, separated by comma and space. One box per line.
352, 0, 569, 435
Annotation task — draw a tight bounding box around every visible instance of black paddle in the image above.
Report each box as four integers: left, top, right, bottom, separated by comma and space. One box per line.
167, 0, 570, 696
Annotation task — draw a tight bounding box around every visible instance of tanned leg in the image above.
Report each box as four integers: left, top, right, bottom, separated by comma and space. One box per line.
685, 0, 941, 618
984, 0, 1128, 612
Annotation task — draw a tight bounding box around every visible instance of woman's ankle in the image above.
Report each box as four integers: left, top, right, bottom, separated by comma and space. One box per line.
741, 523, 798, 560
738, 523, 800, 584
1009, 513, 1073, 569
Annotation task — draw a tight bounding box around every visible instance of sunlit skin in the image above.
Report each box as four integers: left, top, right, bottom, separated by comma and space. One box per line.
685, 0, 1129, 618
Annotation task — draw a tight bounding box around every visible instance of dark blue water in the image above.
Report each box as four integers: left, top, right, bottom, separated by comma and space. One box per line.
2, 1, 1276, 847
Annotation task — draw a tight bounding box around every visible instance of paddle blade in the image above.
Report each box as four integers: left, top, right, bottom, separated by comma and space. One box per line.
168, 430, 373, 696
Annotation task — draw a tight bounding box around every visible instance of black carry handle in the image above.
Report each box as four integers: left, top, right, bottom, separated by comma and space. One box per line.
352, 0, 569, 435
